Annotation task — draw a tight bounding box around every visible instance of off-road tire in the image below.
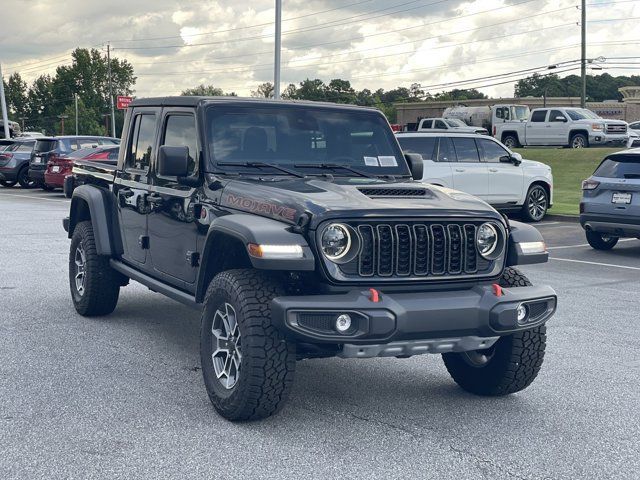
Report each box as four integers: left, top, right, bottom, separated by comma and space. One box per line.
17, 166, 35, 188
502, 135, 520, 149
521, 184, 548, 222
200, 269, 296, 421
0, 180, 16, 188
442, 267, 546, 396
585, 230, 618, 250
570, 133, 588, 149
69, 221, 120, 316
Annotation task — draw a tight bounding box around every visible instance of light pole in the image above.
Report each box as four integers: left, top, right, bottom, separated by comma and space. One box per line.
75, 93, 79, 136
274, 0, 282, 100
107, 43, 116, 137
0, 62, 10, 139
581, 0, 586, 107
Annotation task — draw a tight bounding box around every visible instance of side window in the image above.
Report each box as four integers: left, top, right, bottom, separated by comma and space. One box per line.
396, 137, 436, 160
127, 114, 156, 171
496, 107, 510, 120
530, 110, 547, 122
161, 114, 198, 176
478, 138, 509, 163
420, 119, 433, 129
437, 137, 456, 162
78, 138, 99, 149
451, 138, 480, 163
17, 143, 33, 152
549, 110, 566, 122
435, 120, 447, 129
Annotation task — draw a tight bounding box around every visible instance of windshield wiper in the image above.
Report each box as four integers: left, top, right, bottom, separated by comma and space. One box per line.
293, 162, 376, 179
217, 161, 305, 178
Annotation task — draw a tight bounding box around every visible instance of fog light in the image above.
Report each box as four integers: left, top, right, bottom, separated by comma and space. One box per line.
517, 304, 528, 323
335, 314, 352, 333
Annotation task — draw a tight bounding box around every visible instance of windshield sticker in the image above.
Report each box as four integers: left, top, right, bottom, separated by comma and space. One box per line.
378, 156, 398, 167
364, 156, 379, 166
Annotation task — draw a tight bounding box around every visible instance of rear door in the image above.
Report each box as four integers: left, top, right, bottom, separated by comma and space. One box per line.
477, 137, 523, 204
525, 110, 548, 145
396, 135, 452, 187
114, 108, 159, 267
147, 108, 200, 287
590, 155, 640, 218
450, 137, 488, 199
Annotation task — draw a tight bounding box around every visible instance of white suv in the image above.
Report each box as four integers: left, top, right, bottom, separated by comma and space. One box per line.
396, 132, 553, 222
417, 118, 489, 135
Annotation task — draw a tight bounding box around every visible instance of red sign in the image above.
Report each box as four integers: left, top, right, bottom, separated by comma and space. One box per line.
117, 96, 134, 110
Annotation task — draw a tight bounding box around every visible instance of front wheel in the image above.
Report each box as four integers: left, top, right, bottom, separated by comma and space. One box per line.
570, 133, 588, 149
69, 221, 121, 316
521, 184, 549, 222
585, 230, 618, 250
200, 269, 296, 421
442, 267, 547, 396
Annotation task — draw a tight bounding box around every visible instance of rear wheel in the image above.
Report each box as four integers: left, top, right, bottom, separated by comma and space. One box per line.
585, 230, 618, 250
570, 133, 588, 149
0, 180, 16, 188
442, 267, 546, 396
200, 269, 296, 421
521, 184, 548, 222
17, 166, 36, 188
69, 221, 121, 316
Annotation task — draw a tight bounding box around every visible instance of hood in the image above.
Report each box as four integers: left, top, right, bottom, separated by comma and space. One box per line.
520, 158, 550, 170
217, 176, 500, 229
573, 118, 626, 126
451, 126, 488, 133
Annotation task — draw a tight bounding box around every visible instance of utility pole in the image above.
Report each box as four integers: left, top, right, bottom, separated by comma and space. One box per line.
75, 93, 79, 136
107, 43, 116, 137
20, 116, 27, 131
0, 62, 10, 139
274, 0, 282, 100
581, 0, 586, 108
102, 113, 110, 135
58, 114, 69, 135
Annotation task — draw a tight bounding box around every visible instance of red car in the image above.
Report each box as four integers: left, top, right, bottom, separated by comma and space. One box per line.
44, 145, 119, 189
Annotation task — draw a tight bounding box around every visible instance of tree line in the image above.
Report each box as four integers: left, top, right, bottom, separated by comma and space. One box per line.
515, 72, 640, 102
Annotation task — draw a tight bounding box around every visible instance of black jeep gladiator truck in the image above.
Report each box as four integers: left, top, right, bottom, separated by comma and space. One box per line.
63, 97, 556, 421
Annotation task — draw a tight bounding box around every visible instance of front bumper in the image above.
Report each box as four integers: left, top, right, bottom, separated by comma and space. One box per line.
589, 133, 628, 145
271, 284, 556, 354
581, 213, 640, 237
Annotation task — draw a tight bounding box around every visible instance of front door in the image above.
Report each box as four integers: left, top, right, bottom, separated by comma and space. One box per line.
449, 136, 488, 200
114, 108, 159, 267
147, 109, 200, 287
547, 109, 570, 145
477, 137, 523, 204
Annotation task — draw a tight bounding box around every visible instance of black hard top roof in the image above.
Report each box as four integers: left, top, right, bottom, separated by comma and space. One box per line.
129, 96, 378, 112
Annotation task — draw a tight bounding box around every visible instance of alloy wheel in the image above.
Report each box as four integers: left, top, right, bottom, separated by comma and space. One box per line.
572, 136, 586, 148
74, 244, 87, 295
527, 187, 547, 221
211, 302, 242, 390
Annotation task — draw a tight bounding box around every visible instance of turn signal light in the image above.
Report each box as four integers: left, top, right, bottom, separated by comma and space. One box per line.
581, 179, 600, 190
247, 243, 303, 259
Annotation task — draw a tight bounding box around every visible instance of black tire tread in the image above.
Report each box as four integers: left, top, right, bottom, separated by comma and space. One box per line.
69, 221, 120, 316
585, 230, 618, 250
442, 267, 546, 396
201, 269, 295, 421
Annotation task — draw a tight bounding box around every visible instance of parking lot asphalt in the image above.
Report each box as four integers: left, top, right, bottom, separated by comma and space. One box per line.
1, 189, 639, 480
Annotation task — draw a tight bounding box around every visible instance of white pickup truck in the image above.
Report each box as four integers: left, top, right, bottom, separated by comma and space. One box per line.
494, 107, 628, 149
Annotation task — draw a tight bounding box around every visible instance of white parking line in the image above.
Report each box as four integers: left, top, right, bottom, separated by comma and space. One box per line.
0, 193, 68, 202
550, 257, 640, 271
536, 221, 561, 226
548, 239, 635, 250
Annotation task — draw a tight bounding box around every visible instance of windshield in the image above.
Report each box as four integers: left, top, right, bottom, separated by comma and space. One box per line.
205, 104, 409, 176
513, 106, 530, 121
566, 109, 600, 121
445, 119, 467, 127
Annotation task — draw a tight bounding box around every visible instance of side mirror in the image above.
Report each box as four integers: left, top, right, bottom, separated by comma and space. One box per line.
157, 145, 189, 177
500, 152, 522, 165
404, 153, 424, 180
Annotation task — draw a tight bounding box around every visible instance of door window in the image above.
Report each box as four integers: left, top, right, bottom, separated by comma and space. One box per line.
420, 119, 433, 129
161, 114, 198, 175
78, 138, 100, 149
496, 107, 510, 120
437, 137, 456, 162
127, 114, 157, 171
451, 138, 480, 162
530, 110, 547, 122
434, 120, 447, 129
549, 110, 566, 122
396, 137, 436, 160
478, 138, 509, 163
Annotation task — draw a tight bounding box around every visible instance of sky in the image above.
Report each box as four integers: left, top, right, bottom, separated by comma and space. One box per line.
2, 0, 640, 99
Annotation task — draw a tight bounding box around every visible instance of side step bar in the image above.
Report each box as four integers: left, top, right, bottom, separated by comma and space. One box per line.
110, 260, 201, 310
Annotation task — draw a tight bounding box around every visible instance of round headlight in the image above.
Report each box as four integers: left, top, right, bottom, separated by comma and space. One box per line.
321, 223, 351, 260
477, 223, 498, 258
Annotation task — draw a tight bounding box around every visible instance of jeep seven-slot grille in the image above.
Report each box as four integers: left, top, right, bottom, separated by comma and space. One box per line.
353, 222, 482, 278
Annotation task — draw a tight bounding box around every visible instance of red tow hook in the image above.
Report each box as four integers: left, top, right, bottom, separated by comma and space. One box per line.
492, 284, 503, 297
369, 288, 380, 303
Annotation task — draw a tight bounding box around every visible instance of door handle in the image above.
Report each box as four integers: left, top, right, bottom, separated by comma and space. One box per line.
455, 168, 465, 172
489, 168, 498, 172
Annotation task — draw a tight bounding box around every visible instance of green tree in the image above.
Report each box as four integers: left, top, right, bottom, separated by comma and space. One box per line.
294, 79, 328, 101
433, 88, 487, 101
3, 73, 28, 119
60, 97, 105, 136
325, 79, 357, 104
181, 85, 237, 96
250, 82, 274, 98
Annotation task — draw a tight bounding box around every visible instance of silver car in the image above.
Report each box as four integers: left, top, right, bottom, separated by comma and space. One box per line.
580, 148, 640, 249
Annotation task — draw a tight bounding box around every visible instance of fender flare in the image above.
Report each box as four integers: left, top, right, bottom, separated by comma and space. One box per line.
506, 220, 548, 266
195, 214, 315, 302
68, 185, 122, 257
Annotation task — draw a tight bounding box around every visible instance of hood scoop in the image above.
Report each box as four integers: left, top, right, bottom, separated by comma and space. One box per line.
357, 187, 432, 198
